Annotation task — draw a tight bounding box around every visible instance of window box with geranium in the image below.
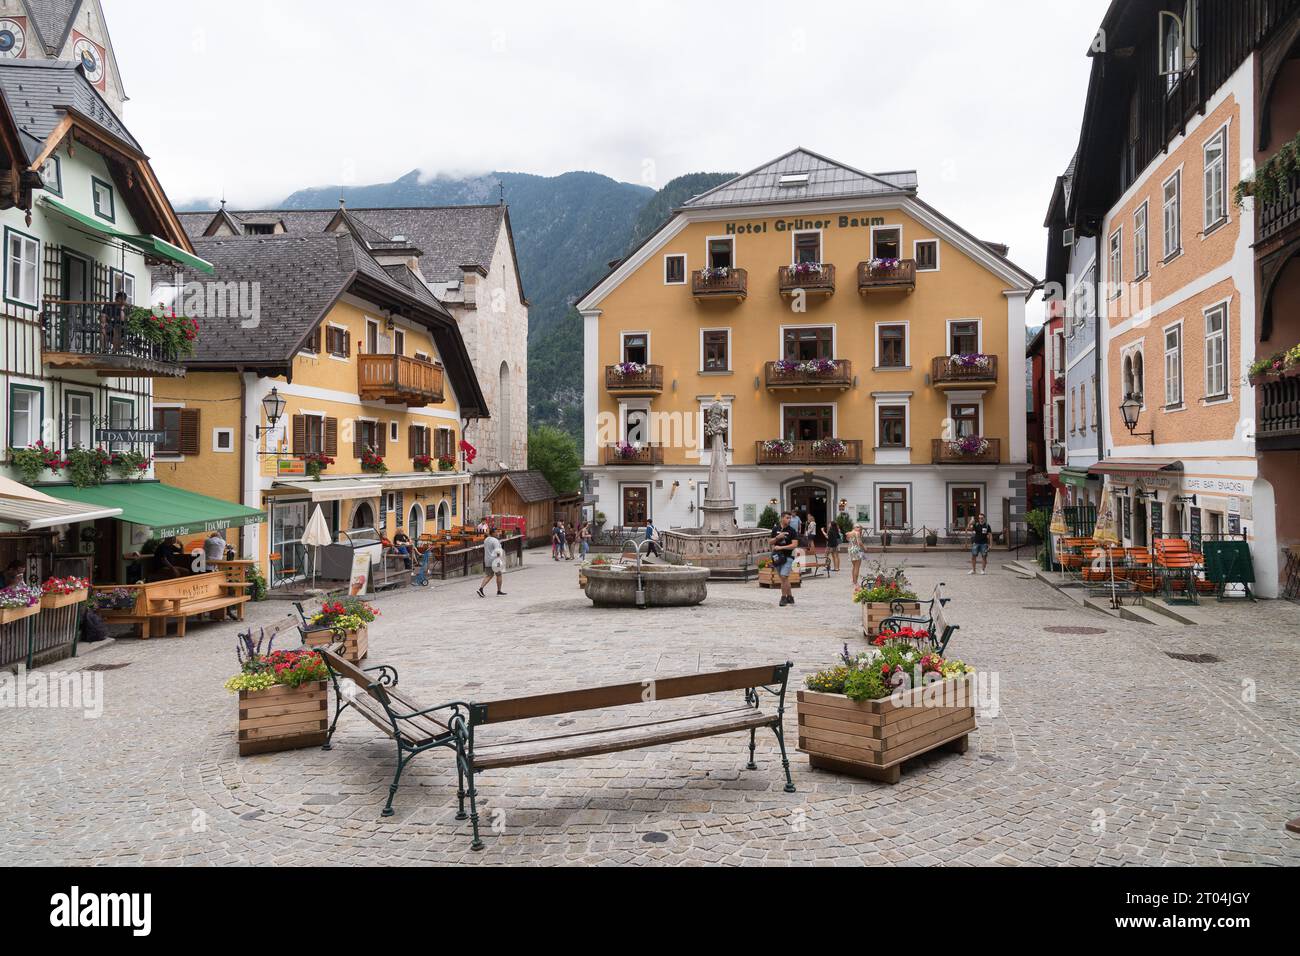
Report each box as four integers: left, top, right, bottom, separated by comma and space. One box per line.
40, 576, 90, 610
0, 582, 43, 624
812, 438, 847, 458
110, 449, 152, 481
10, 442, 66, 484
65, 447, 113, 488
302, 597, 378, 663
126, 307, 200, 360
437, 455, 456, 472
360, 447, 387, 475
413, 454, 433, 472
947, 434, 991, 458
797, 640, 977, 783
609, 361, 648, 379
761, 439, 794, 457
853, 561, 919, 636
614, 441, 642, 461
225, 633, 329, 756
301, 452, 334, 480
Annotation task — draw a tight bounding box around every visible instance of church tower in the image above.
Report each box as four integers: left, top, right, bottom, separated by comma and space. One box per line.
0, 1, 126, 116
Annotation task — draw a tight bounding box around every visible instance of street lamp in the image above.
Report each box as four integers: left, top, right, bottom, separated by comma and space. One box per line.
1119, 393, 1154, 445
255, 387, 287, 445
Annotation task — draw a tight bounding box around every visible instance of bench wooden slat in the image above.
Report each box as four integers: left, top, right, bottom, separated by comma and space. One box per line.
473, 707, 775, 770
475, 665, 787, 725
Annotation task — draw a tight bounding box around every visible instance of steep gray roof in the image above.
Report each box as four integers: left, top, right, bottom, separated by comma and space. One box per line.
22, 0, 84, 56
489, 470, 558, 504
681, 147, 914, 210
179, 204, 507, 285
0, 59, 137, 164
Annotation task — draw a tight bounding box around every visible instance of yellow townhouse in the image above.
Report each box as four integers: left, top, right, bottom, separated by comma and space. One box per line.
151, 227, 488, 586
577, 148, 1036, 540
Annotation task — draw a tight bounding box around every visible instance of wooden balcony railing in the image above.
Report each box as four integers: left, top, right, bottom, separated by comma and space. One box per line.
605, 364, 664, 394
602, 444, 664, 466
778, 263, 836, 296
692, 268, 748, 300
1258, 168, 1300, 249
764, 359, 852, 390
931, 355, 999, 388
932, 437, 1002, 465
754, 439, 863, 466
357, 353, 445, 407
857, 259, 916, 293
41, 300, 186, 377
1256, 365, 1300, 449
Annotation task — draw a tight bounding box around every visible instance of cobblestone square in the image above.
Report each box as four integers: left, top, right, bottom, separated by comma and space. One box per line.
1, 556, 1297, 866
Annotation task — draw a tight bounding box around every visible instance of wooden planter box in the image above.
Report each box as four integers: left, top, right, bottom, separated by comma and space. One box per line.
237, 681, 329, 756
0, 604, 40, 625
797, 677, 977, 784
863, 601, 921, 637
41, 589, 89, 610
757, 567, 801, 588
303, 624, 368, 663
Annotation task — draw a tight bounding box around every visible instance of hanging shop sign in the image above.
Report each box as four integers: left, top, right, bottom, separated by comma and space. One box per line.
95, 429, 166, 444
277, 459, 307, 477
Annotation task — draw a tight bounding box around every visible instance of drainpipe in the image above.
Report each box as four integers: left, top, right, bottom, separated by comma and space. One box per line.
238, 369, 248, 559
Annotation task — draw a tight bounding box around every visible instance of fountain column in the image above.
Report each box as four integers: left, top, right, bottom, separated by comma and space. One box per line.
700, 398, 736, 534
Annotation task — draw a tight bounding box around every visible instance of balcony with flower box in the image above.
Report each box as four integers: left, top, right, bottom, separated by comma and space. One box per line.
1050, 371, 1066, 396
41, 301, 188, 377
777, 263, 836, 297
357, 353, 445, 407
1251, 345, 1300, 450
932, 436, 1001, 465
764, 358, 852, 392
605, 363, 664, 396
931, 354, 999, 390
754, 438, 863, 466
857, 258, 916, 294
602, 443, 664, 466
691, 267, 747, 301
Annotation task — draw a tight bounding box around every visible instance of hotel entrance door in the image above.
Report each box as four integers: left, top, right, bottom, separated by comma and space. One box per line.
789, 485, 828, 533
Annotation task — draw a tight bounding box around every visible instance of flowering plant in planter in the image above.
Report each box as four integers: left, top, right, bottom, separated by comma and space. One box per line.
65, 447, 114, 488
438, 455, 456, 471
127, 307, 200, 358
111, 449, 152, 480
0, 582, 42, 609
91, 587, 135, 611
805, 641, 975, 702
788, 261, 824, 277
41, 576, 90, 596
947, 434, 991, 457
948, 353, 993, 370
761, 439, 794, 456
1249, 343, 1300, 380
610, 361, 648, 378
360, 447, 388, 474
614, 441, 642, 460
867, 257, 901, 273
10, 442, 67, 484
853, 560, 915, 605
413, 454, 433, 472
301, 452, 334, 480
700, 266, 731, 280
225, 648, 328, 693
812, 438, 847, 457
309, 598, 378, 633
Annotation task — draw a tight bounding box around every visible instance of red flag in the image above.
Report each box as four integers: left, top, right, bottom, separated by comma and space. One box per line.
459, 440, 478, 465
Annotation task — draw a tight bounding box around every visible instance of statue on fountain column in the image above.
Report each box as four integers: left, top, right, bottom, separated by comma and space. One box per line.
701, 398, 736, 534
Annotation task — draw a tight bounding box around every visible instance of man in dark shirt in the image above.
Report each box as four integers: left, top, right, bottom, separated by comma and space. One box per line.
152, 536, 186, 579
769, 513, 799, 607
968, 513, 993, 575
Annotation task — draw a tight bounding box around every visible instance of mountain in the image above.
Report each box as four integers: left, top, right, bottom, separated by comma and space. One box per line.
237, 168, 735, 441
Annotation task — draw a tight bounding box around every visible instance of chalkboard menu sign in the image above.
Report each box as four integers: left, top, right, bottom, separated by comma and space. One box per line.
1122, 496, 1132, 540
1228, 512, 1241, 535
1151, 501, 1163, 539
1190, 507, 1202, 550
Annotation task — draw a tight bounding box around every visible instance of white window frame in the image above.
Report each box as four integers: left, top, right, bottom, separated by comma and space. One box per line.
870, 224, 903, 260
704, 235, 735, 270
1108, 228, 1122, 297
699, 327, 731, 373
1203, 300, 1229, 400
663, 253, 687, 286
110, 268, 136, 303
1203, 123, 1229, 232
696, 398, 733, 457
1133, 202, 1149, 279
946, 318, 984, 356
9, 384, 43, 449
778, 323, 837, 360
874, 321, 910, 370
778, 402, 838, 441
212, 427, 235, 453
790, 229, 823, 265
872, 394, 911, 457
389, 420, 400, 443
64, 390, 94, 450
1163, 321, 1184, 409
621, 330, 650, 365
913, 239, 940, 272
326, 322, 350, 361
1162, 170, 1182, 261
4, 227, 40, 308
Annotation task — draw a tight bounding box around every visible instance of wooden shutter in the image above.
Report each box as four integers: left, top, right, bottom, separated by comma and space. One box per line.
408, 424, 419, 455
324, 417, 338, 456
395, 492, 404, 527
291, 415, 306, 456
179, 408, 201, 456
377, 424, 387, 456
343, 329, 352, 357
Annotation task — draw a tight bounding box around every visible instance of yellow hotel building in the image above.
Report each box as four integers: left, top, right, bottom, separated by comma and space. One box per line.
153, 225, 487, 583
578, 149, 1036, 536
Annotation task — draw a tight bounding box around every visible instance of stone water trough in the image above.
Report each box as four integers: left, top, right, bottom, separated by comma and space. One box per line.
582, 564, 710, 608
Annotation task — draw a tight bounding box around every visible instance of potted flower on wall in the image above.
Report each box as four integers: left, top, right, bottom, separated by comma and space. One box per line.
40, 576, 90, 610
1249, 344, 1300, 384
947, 434, 991, 458
437, 454, 456, 472
110, 450, 152, 481
302, 597, 378, 663
301, 452, 334, 481
10, 442, 67, 485
413, 454, 433, 473
853, 561, 920, 637
226, 634, 329, 757
65, 448, 114, 488
360, 447, 388, 475
0, 582, 42, 624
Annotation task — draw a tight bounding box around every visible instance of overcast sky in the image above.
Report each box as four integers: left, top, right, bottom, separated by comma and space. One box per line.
107, 0, 1112, 319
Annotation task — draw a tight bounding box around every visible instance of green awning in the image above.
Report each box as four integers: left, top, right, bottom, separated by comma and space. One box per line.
45, 482, 264, 537
1060, 466, 1098, 488
39, 196, 215, 274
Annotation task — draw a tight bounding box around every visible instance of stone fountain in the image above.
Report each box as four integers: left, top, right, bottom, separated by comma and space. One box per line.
660, 398, 772, 580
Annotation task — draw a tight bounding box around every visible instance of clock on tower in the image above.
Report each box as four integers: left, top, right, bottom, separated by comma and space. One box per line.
72, 36, 105, 84
0, 19, 26, 58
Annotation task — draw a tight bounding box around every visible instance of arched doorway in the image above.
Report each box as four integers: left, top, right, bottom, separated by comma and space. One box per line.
788, 483, 830, 533
437, 499, 451, 531
351, 501, 375, 530
498, 361, 512, 465
408, 503, 424, 539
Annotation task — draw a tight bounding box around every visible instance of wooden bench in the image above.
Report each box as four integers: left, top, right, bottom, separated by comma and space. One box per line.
318, 648, 795, 850
93, 571, 251, 639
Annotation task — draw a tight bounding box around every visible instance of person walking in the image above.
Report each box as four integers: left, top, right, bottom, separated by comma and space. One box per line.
826, 519, 842, 572
847, 523, 867, 590
969, 513, 994, 575
644, 519, 662, 558
770, 513, 799, 607
578, 521, 592, 559
805, 514, 819, 560
477, 527, 507, 597
551, 521, 564, 561
566, 520, 577, 560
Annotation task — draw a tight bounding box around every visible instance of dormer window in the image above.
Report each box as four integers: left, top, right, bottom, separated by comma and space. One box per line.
41, 155, 61, 196
1158, 2, 1198, 92
244, 223, 275, 236
778, 174, 809, 188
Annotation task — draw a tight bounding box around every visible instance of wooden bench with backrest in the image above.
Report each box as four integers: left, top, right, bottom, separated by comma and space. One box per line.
92, 571, 250, 639
879, 588, 959, 656
318, 647, 795, 850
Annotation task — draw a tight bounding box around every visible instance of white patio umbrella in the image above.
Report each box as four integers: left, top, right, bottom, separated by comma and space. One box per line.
301, 505, 332, 592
